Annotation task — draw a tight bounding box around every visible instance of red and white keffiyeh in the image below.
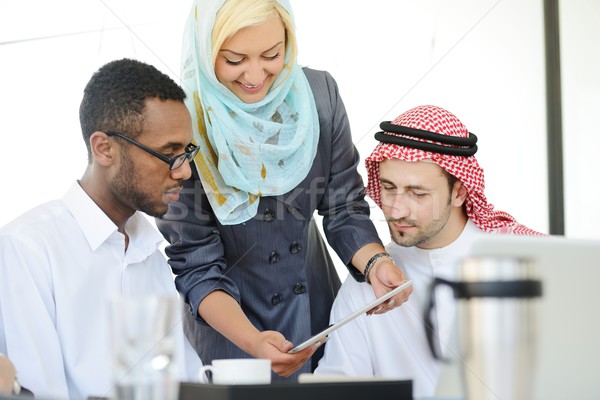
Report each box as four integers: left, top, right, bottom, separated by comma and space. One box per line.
366, 105, 543, 236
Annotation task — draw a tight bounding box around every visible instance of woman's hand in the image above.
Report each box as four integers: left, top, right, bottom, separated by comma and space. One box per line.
247, 330, 323, 377
351, 244, 413, 315
367, 258, 412, 315
199, 291, 322, 377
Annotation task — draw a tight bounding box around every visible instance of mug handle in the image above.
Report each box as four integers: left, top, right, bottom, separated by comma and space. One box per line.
423, 277, 457, 361
198, 365, 215, 384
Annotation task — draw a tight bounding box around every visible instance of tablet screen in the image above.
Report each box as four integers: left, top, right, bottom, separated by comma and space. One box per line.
288, 280, 413, 353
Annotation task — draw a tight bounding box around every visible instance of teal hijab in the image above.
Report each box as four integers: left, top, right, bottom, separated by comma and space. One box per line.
181, 0, 319, 225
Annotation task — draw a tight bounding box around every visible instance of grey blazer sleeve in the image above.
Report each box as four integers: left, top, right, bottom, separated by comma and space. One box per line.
156, 180, 240, 321
303, 68, 383, 280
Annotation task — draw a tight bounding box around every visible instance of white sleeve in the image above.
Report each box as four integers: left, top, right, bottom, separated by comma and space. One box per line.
314, 277, 375, 376
0, 234, 70, 399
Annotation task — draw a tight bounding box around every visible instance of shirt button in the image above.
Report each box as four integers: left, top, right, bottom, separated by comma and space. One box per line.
293, 283, 306, 295
289, 241, 301, 254
269, 251, 280, 264
271, 293, 282, 306
263, 209, 276, 222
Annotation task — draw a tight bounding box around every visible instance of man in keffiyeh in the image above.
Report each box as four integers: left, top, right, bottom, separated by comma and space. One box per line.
315, 105, 544, 397
366, 104, 543, 238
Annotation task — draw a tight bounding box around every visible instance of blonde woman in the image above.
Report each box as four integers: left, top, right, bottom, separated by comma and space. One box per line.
158, 0, 412, 380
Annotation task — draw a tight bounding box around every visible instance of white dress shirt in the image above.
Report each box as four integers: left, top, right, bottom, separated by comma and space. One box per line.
0, 182, 201, 400
315, 220, 485, 398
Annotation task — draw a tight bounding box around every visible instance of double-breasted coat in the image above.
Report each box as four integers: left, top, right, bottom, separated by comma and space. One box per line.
157, 68, 382, 380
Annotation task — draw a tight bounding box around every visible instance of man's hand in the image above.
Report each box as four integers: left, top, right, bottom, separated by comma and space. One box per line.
0, 355, 16, 395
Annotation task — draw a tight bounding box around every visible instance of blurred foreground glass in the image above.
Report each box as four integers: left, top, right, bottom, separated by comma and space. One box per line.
109, 295, 179, 400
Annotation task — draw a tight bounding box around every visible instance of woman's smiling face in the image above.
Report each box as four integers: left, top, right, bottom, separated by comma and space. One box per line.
214, 13, 286, 103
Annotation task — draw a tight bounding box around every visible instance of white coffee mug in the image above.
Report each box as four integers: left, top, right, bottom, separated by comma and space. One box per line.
199, 358, 271, 385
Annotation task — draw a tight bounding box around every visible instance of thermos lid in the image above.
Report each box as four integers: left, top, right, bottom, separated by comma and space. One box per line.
460, 255, 538, 281
453, 255, 542, 299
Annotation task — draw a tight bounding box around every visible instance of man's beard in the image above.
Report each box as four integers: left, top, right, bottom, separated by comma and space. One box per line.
388, 200, 452, 248
112, 156, 168, 218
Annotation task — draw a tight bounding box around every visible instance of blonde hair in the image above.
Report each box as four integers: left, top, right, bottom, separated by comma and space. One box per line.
212, 0, 297, 80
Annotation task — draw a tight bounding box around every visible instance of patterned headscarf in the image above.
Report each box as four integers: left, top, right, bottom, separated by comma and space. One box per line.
181, 0, 319, 225
366, 105, 543, 236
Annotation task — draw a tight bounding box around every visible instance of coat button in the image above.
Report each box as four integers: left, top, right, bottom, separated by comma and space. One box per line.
263, 209, 276, 222
271, 293, 282, 305
269, 251, 280, 264
293, 283, 306, 295
289, 241, 301, 254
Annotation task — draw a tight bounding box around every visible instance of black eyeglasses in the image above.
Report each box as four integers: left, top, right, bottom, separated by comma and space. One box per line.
105, 131, 200, 171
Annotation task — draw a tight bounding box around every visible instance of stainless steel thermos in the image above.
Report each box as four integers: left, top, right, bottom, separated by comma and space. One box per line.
425, 256, 543, 400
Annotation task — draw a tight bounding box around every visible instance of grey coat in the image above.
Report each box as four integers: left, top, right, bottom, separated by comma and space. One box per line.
157, 68, 382, 381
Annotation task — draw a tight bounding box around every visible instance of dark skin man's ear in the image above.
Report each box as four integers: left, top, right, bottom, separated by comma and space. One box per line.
89, 131, 114, 167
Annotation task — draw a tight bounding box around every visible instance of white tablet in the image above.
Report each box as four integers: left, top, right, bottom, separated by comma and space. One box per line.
288, 280, 413, 353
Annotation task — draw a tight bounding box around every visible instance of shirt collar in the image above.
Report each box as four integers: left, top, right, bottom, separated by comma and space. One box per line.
62, 182, 163, 254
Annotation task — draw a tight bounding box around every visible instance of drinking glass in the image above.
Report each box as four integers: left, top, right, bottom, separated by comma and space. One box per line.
109, 295, 179, 400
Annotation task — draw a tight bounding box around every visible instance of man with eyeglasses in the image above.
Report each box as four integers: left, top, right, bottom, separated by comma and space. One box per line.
0, 58, 202, 399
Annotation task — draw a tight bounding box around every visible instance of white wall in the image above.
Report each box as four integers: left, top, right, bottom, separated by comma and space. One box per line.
0, 1, 190, 225
559, 0, 600, 239
293, 0, 550, 252
1, 1, 598, 259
